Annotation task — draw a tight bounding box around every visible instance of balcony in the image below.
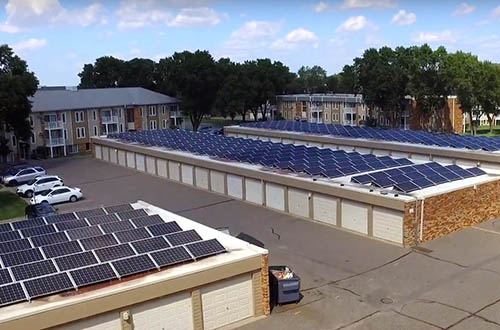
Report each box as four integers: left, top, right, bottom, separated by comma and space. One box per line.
102, 115, 118, 124
170, 111, 182, 118
45, 121, 63, 129
48, 137, 65, 146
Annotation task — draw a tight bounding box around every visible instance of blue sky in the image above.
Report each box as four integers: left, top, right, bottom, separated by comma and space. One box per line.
1, 0, 499, 86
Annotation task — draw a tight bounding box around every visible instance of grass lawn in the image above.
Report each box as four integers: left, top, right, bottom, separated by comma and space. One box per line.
464, 125, 500, 137
0, 191, 27, 221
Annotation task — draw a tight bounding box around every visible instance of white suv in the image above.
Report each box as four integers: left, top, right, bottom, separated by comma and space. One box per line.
2, 167, 46, 186
17, 175, 64, 198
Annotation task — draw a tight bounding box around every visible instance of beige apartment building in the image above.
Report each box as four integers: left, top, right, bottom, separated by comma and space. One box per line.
277, 93, 367, 126
2, 87, 181, 160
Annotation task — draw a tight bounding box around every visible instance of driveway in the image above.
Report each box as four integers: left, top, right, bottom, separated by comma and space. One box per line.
22, 156, 500, 330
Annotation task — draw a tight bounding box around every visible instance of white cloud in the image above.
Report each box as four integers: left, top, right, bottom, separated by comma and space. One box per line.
271, 28, 319, 51
12, 38, 47, 52
1, 0, 106, 31
336, 16, 368, 32
230, 20, 280, 40
412, 30, 457, 44
117, 0, 171, 30
453, 3, 476, 16
392, 9, 416, 26
341, 0, 397, 9
314, 1, 328, 13
168, 7, 223, 27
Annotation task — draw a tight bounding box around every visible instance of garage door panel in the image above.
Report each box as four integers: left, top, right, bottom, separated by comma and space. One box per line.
313, 194, 337, 225
373, 207, 403, 244
342, 200, 368, 234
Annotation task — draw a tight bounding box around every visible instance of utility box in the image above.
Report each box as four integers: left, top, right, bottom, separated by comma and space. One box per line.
269, 266, 301, 306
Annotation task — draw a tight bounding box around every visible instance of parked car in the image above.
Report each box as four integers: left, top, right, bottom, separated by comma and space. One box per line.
25, 203, 58, 219
16, 175, 64, 198
0, 164, 30, 184
2, 166, 46, 186
30, 186, 82, 205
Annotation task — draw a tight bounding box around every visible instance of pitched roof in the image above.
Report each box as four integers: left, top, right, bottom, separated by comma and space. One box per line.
30, 87, 180, 112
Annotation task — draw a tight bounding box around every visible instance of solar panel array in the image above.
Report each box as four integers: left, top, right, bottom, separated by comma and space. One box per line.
240, 121, 500, 152
0, 204, 226, 307
108, 129, 414, 179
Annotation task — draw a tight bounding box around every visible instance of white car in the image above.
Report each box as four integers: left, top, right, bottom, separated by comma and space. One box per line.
2, 167, 46, 186
30, 186, 83, 205
17, 175, 64, 198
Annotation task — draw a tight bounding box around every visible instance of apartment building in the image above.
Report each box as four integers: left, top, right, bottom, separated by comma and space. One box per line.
277, 93, 367, 126
2, 87, 180, 160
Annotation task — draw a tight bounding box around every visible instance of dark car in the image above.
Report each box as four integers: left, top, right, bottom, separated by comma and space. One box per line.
25, 203, 57, 219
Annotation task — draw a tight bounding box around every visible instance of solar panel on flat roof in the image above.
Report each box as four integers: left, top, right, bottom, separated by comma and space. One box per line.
70, 263, 117, 288
12, 218, 46, 230
1, 248, 44, 267
0, 230, 22, 242
55, 219, 89, 231
11, 259, 57, 281
114, 228, 151, 244
85, 214, 120, 226
94, 244, 136, 262
116, 209, 148, 220
45, 213, 77, 223
0, 238, 32, 254
24, 273, 74, 299
80, 234, 118, 250
55, 251, 99, 271
100, 220, 135, 234
105, 204, 133, 213
467, 167, 486, 176
131, 237, 170, 254
0, 223, 12, 232
394, 182, 420, 193
150, 246, 192, 267
20, 224, 56, 238
75, 208, 106, 219
185, 239, 226, 259
351, 174, 372, 184
0, 269, 12, 285
0, 283, 27, 306
31, 232, 69, 247
130, 215, 164, 228
165, 230, 202, 246
111, 254, 157, 277
42, 240, 82, 258
148, 222, 183, 236
66, 226, 103, 240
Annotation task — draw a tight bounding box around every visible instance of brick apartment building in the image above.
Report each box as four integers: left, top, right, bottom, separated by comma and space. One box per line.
1, 86, 180, 160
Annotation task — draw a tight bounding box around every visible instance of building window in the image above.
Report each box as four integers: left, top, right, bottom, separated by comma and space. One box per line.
140, 107, 144, 117
162, 119, 168, 129
76, 127, 86, 139
11, 135, 16, 147
170, 105, 178, 112
85, 143, 90, 151
148, 106, 156, 116
75, 111, 84, 123
93, 110, 97, 121
150, 120, 157, 130
64, 129, 67, 140
29, 115, 34, 127
93, 126, 98, 136
62, 113, 66, 123
120, 123, 124, 132
30, 133, 35, 144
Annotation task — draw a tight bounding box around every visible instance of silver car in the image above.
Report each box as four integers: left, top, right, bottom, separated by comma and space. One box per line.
2, 167, 46, 186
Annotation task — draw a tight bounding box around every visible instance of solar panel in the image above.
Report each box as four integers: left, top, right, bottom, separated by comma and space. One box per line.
24, 273, 74, 299
467, 167, 486, 176
130, 215, 165, 228
351, 174, 372, 184
1, 248, 44, 267
116, 209, 148, 220
75, 208, 106, 218
148, 222, 182, 236
55, 251, 99, 271
55, 219, 89, 231
0, 230, 22, 242
105, 204, 133, 213
70, 263, 117, 288
45, 213, 77, 223
66, 226, 103, 240
0, 268, 12, 285
80, 234, 118, 250
413, 178, 434, 189
150, 246, 193, 267
31, 232, 69, 247
165, 230, 202, 246
111, 254, 157, 277
131, 237, 170, 254
0, 283, 27, 306
394, 182, 420, 193
42, 240, 82, 258
100, 220, 135, 234
0, 238, 32, 254
85, 214, 120, 226
185, 239, 226, 259
20, 224, 56, 238
114, 228, 151, 244
11, 259, 58, 281
12, 218, 46, 230
94, 244, 136, 262
0, 223, 12, 232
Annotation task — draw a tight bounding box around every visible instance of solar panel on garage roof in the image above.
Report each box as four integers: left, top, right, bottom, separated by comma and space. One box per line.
24, 273, 74, 299
148, 222, 183, 236
70, 263, 117, 288
45, 213, 77, 223
104, 204, 133, 213
111, 254, 157, 277
55, 251, 99, 271
20, 224, 56, 237
165, 230, 202, 246
0, 230, 21, 242
55, 219, 89, 231
0, 223, 12, 232
116, 209, 148, 220
95, 244, 136, 262
0, 269, 13, 285
0, 238, 32, 254
11, 259, 58, 281
185, 239, 226, 259
150, 246, 192, 267
75, 208, 106, 219
100, 220, 135, 233
66, 226, 103, 240
12, 217, 46, 230
31, 232, 69, 247
131, 237, 170, 254
80, 234, 118, 250
42, 240, 82, 258
114, 227, 151, 244
85, 214, 119, 226
1, 248, 44, 267
0, 283, 26, 306
129, 215, 164, 228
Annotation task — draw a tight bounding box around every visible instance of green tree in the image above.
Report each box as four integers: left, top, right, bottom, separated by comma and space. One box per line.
297, 65, 327, 93
338, 64, 356, 93
78, 64, 96, 88
120, 58, 156, 90
78, 56, 124, 88
216, 63, 254, 121
476, 62, 500, 133
0, 45, 38, 160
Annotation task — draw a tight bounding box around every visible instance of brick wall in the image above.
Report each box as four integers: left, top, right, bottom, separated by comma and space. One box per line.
409, 98, 464, 134
134, 107, 142, 131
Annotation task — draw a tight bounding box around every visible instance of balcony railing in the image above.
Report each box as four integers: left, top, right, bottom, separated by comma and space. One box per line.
102, 115, 118, 124
48, 138, 65, 146
45, 121, 63, 129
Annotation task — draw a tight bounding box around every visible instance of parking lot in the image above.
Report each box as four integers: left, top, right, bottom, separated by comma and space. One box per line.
9, 155, 500, 330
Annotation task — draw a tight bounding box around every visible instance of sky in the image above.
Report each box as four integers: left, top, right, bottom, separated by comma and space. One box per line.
1, 0, 500, 86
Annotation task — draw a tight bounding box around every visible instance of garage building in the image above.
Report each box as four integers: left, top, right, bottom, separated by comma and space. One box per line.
0, 201, 269, 330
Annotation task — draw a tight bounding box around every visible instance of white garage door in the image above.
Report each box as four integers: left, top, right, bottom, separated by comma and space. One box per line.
201, 274, 253, 330
51, 310, 120, 330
